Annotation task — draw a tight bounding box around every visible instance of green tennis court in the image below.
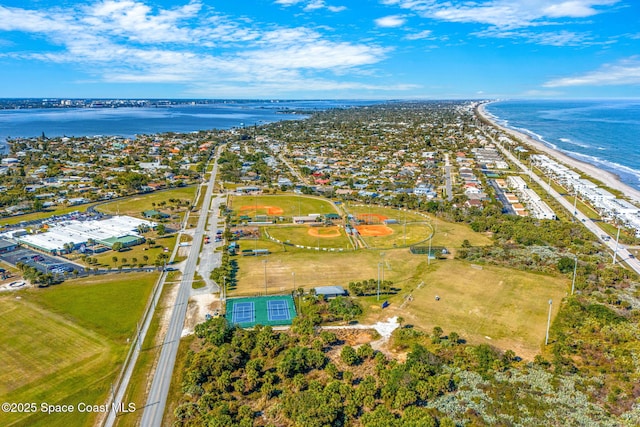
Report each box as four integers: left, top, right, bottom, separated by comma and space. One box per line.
225, 295, 297, 328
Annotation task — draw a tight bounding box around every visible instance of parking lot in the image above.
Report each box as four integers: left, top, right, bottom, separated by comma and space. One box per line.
0, 248, 86, 277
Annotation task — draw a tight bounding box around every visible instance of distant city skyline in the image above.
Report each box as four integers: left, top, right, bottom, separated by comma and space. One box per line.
1, 0, 639, 99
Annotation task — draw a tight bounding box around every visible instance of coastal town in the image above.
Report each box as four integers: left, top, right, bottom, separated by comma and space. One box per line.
1, 101, 640, 426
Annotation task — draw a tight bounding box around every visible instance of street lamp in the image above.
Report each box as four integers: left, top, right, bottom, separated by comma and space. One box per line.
545, 299, 553, 345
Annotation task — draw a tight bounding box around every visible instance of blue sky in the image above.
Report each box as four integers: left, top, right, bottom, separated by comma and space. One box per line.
0, 0, 638, 99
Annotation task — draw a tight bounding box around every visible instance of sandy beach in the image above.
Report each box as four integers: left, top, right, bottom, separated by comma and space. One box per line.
477, 102, 640, 204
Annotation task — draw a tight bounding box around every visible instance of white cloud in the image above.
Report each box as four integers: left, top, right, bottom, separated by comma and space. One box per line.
544, 57, 640, 87
382, 0, 619, 31
474, 27, 592, 46
0, 1, 385, 94
404, 29, 433, 40
375, 15, 406, 28
275, 0, 346, 12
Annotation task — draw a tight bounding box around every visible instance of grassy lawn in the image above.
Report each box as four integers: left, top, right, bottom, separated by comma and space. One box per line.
229, 193, 338, 219
266, 225, 352, 249
0, 272, 156, 426
233, 243, 429, 296
368, 259, 567, 360
344, 204, 428, 222
88, 234, 176, 269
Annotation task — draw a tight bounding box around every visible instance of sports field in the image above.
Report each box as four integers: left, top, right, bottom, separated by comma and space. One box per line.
368, 260, 567, 359
266, 225, 352, 250
233, 241, 431, 296
230, 194, 338, 220
0, 272, 156, 426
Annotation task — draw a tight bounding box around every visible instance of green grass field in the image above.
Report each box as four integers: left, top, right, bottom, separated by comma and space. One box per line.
368, 260, 567, 359
266, 225, 353, 249
0, 272, 156, 426
230, 193, 338, 219
233, 241, 430, 296
344, 204, 428, 223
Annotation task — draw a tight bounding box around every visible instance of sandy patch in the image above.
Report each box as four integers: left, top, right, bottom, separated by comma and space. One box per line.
307, 226, 341, 238
356, 224, 394, 237
239, 205, 284, 215
182, 293, 218, 337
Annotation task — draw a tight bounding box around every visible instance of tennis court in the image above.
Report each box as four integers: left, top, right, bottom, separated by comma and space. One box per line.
225, 295, 297, 328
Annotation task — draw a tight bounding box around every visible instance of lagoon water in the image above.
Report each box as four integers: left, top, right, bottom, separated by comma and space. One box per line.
485, 99, 640, 191
0, 100, 374, 149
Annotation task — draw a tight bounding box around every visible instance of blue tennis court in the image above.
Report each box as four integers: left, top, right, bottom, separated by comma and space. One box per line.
225, 296, 297, 327
232, 301, 255, 324
267, 299, 291, 321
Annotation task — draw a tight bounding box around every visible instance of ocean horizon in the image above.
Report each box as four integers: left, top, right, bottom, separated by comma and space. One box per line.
484, 99, 640, 192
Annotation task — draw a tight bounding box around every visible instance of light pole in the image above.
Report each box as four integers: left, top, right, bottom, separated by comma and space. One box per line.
571, 256, 577, 295
292, 271, 296, 294
377, 262, 381, 301
263, 259, 268, 295
613, 225, 621, 265
545, 299, 553, 345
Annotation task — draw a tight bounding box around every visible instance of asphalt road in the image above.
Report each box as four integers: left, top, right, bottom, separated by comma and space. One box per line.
140, 150, 223, 426
492, 138, 640, 275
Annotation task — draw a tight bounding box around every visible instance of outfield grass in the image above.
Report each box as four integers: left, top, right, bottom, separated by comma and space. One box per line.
345, 204, 428, 223
229, 193, 338, 219
0, 272, 156, 426
361, 222, 433, 248
266, 225, 353, 249
367, 259, 567, 360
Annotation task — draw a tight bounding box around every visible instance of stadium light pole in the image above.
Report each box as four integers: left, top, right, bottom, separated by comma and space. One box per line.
222, 276, 226, 301
545, 299, 553, 346
263, 259, 268, 295
292, 271, 295, 294
377, 262, 381, 301
571, 255, 577, 296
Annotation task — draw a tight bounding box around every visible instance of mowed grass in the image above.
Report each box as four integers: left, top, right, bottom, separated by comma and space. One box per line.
266, 225, 353, 249
230, 194, 338, 218
361, 222, 433, 248
345, 204, 428, 223
0, 272, 156, 426
371, 260, 567, 359
233, 242, 429, 296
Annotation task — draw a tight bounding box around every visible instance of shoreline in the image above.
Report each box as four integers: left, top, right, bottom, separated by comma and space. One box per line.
476, 101, 640, 204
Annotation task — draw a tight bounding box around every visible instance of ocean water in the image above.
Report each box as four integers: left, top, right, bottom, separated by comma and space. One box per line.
0, 100, 374, 150
485, 99, 640, 191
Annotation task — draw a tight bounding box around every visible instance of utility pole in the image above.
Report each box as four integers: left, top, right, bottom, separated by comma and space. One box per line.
545, 299, 553, 345
613, 225, 621, 265
571, 256, 577, 295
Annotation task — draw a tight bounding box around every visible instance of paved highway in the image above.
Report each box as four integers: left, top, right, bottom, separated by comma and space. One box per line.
140, 148, 223, 426
491, 137, 640, 275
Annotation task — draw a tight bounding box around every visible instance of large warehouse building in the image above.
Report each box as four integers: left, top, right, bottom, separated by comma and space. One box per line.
15, 215, 156, 254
